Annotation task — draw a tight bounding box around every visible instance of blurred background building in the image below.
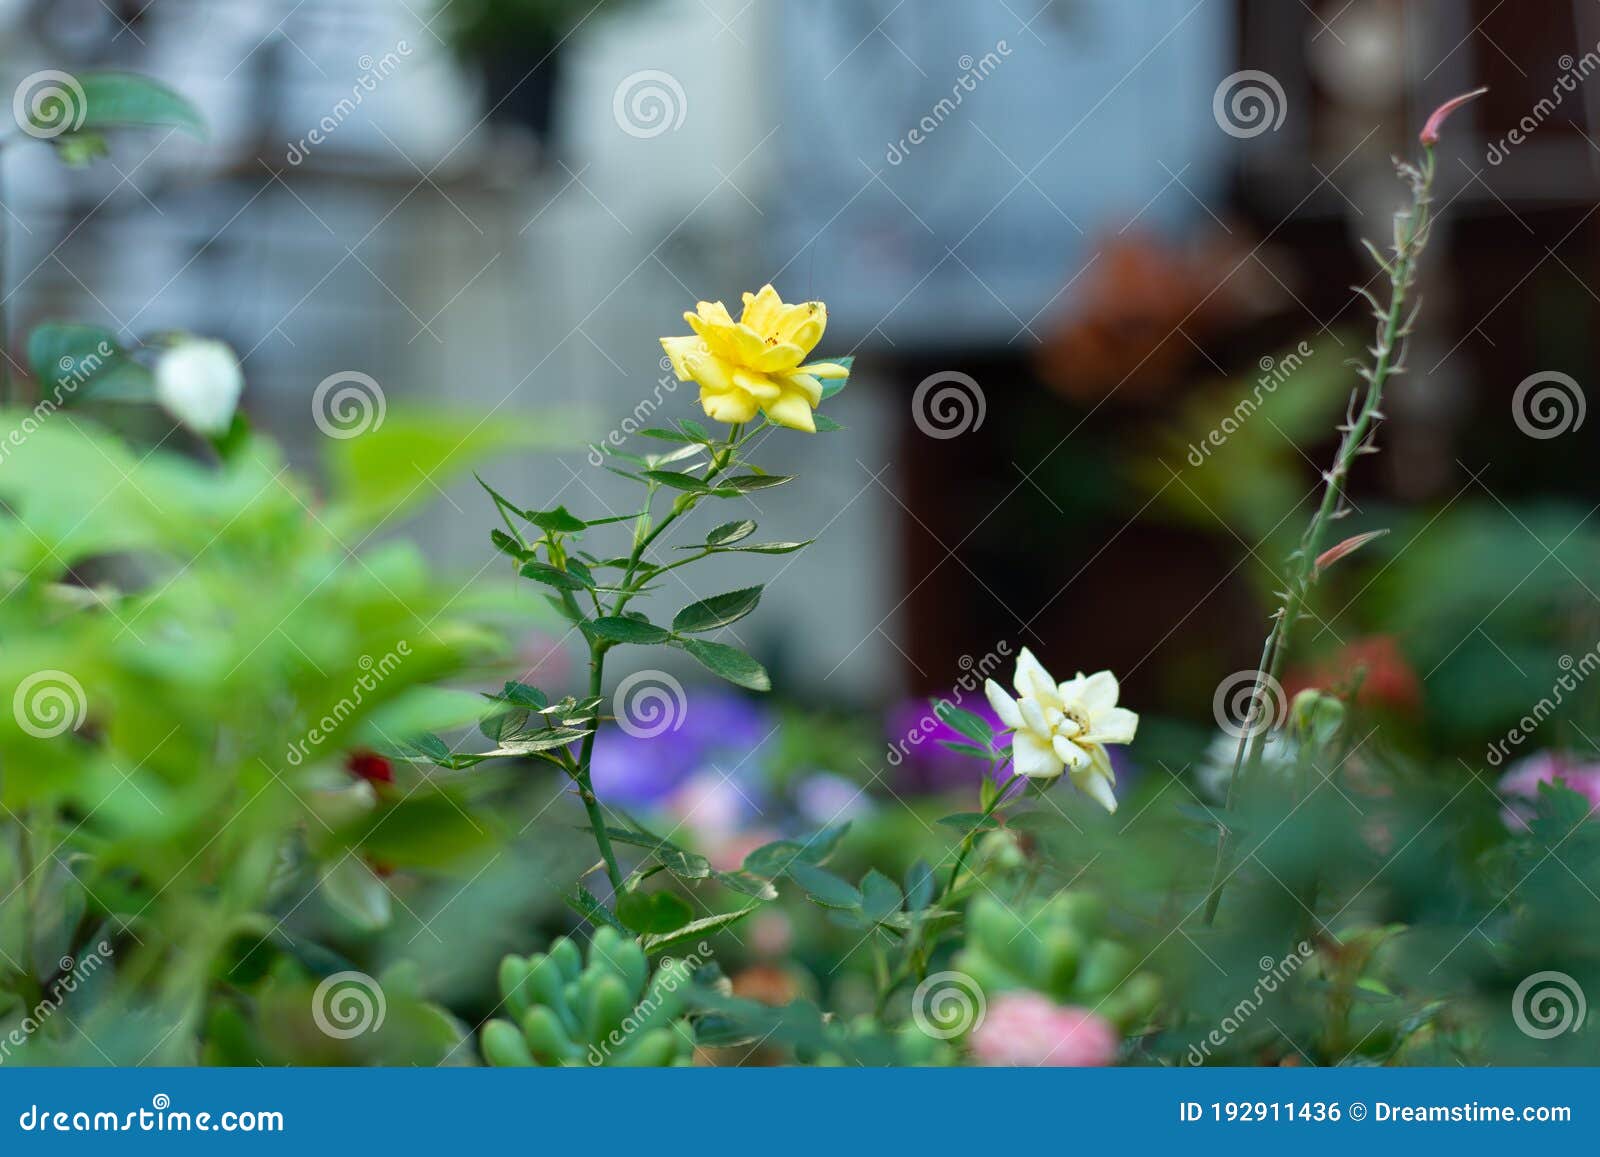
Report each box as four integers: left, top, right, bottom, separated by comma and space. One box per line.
3, 0, 1598, 721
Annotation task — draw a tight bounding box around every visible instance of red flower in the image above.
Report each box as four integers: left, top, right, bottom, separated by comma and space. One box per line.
1286, 635, 1422, 713
345, 749, 394, 785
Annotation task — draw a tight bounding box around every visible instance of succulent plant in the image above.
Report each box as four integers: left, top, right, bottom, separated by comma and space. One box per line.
479, 927, 698, 1066
953, 892, 1160, 1031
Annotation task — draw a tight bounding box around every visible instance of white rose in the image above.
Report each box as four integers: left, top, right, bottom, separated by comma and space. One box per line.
155, 339, 243, 435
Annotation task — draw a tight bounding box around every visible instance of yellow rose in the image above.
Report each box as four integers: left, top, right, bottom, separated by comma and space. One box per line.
660, 284, 849, 432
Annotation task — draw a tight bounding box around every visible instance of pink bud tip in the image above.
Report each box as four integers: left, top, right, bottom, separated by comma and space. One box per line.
1420, 87, 1488, 147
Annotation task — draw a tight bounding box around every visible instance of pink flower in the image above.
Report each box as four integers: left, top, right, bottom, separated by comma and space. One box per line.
1420, 87, 1488, 147
969, 992, 1119, 1067
1498, 751, 1600, 832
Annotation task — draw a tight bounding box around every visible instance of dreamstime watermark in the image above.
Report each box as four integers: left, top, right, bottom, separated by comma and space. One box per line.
586, 359, 685, 465
1486, 645, 1600, 766
285, 43, 413, 165
1213, 70, 1286, 139
13, 670, 88, 739
884, 40, 1013, 165
0, 341, 114, 467
17, 1094, 283, 1134
613, 669, 688, 739
612, 70, 687, 138
1512, 970, 1586, 1039
311, 970, 387, 1039
1511, 371, 1584, 439
886, 642, 1013, 766
0, 941, 113, 1065
312, 371, 387, 439
1184, 941, 1314, 1065
1212, 670, 1289, 740
911, 970, 986, 1039
1187, 342, 1314, 466
1487, 45, 1600, 164
12, 70, 85, 140
585, 942, 710, 1064
911, 371, 986, 439
285, 642, 411, 766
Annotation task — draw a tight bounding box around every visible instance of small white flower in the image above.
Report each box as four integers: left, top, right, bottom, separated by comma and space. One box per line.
984, 648, 1138, 813
155, 338, 244, 435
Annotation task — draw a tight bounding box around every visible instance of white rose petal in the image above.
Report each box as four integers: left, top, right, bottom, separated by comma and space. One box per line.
155, 339, 244, 435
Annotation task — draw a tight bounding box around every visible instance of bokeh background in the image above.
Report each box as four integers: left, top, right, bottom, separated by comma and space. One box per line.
5, 0, 1600, 789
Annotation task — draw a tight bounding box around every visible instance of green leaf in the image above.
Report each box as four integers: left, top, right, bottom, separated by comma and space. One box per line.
489, 528, 530, 560
786, 862, 862, 910
526, 505, 587, 533
675, 638, 770, 691
493, 681, 547, 709
640, 908, 757, 956
813, 414, 845, 432
860, 869, 904, 923
818, 356, 854, 400
705, 519, 757, 547
638, 427, 697, 444
741, 821, 851, 878
519, 561, 593, 591
904, 859, 936, 911
711, 869, 778, 901
478, 725, 591, 758
716, 474, 794, 493
566, 886, 627, 933
678, 419, 710, 441
616, 890, 694, 935
934, 699, 995, 744
939, 739, 992, 760
671, 586, 763, 634
26, 323, 152, 404
583, 616, 672, 645
937, 812, 1001, 836
643, 470, 710, 492
28, 72, 206, 144
710, 540, 813, 555
588, 826, 711, 879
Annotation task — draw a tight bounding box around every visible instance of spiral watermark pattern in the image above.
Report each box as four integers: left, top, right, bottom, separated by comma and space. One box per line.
911, 970, 986, 1040
911, 371, 986, 439
312, 371, 386, 439
1512, 970, 1586, 1039
612, 669, 688, 739
1511, 371, 1585, 440
612, 70, 687, 139
13, 71, 87, 140
1212, 70, 1287, 139
311, 970, 387, 1039
1212, 670, 1288, 740
13, 670, 87, 739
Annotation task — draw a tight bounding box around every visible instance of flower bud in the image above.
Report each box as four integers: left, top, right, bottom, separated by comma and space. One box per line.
154, 338, 244, 435
1290, 688, 1346, 748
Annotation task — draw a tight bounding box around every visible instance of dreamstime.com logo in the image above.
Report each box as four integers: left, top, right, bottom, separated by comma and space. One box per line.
1187, 342, 1314, 466
587, 359, 686, 465
912, 371, 986, 439
884, 40, 1013, 165
313, 371, 387, 439
285, 42, 413, 166
886, 643, 1012, 766
1213, 70, 1286, 139
1185, 942, 1315, 1065
911, 970, 986, 1040
13, 670, 88, 739
12, 70, 86, 140
585, 944, 709, 1064
1212, 670, 1288, 740
311, 970, 387, 1039
613, 70, 686, 138
1512, 970, 1586, 1039
613, 669, 688, 739
1512, 371, 1585, 439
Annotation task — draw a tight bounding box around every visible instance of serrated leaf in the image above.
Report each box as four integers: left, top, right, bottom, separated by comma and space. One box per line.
489, 528, 530, 560
616, 890, 694, 935
672, 586, 763, 634
933, 699, 995, 744
640, 908, 757, 955
566, 885, 626, 932
904, 859, 936, 911
643, 469, 710, 492
583, 616, 672, 645
519, 561, 593, 591
587, 826, 711, 879
494, 681, 547, 709
860, 869, 903, 923
936, 812, 1000, 836
526, 505, 587, 533
678, 419, 710, 441
638, 427, 696, 443
711, 869, 779, 901
706, 519, 757, 547
710, 540, 813, 555
716, 474, 794, 493
675, 638, 770, 691
786, 862, 862, 910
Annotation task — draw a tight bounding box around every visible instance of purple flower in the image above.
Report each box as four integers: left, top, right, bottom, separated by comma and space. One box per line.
590, 689, 774, 808
1498, 750, 1600, 831
884, 695, 1007, 794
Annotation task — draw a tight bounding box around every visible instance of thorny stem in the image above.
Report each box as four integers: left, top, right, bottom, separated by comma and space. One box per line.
1201, 149, 1439, 927
573, 423, 751, 892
